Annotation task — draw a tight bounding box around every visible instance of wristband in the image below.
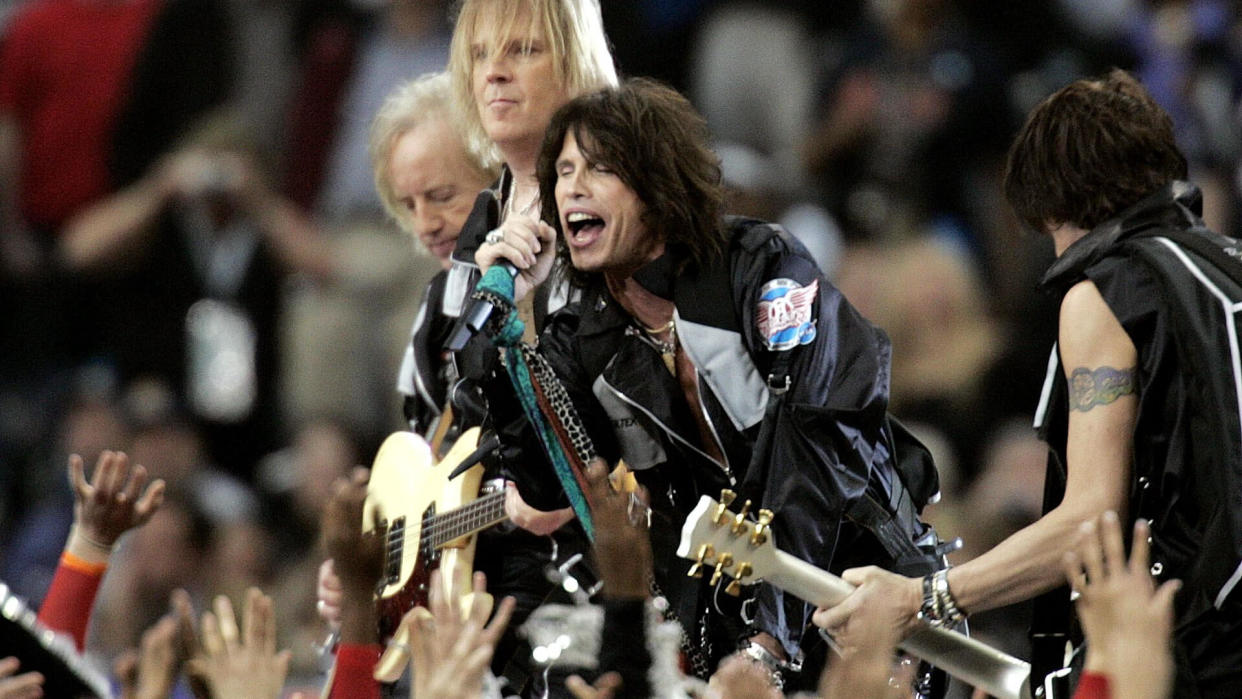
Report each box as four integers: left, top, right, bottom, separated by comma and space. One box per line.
919, 568, 966, 627
60, 550, 108, 576
741, 641, 799, 689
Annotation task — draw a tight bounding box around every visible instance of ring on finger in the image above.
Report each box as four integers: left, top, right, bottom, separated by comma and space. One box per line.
484, 228, 503, 245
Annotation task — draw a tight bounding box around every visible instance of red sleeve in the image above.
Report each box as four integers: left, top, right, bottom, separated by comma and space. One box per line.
1073, 671, 1112, 699
327, 643, 383, 699
36, 552, 107, 651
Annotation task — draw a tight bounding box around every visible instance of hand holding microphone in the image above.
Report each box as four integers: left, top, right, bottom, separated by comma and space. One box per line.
474, 215, 558, 303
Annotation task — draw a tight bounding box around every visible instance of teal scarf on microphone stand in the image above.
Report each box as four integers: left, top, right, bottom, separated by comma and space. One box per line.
472, 266, 595, 540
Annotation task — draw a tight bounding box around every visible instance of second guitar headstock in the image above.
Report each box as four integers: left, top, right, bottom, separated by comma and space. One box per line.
676, 490, 778, 595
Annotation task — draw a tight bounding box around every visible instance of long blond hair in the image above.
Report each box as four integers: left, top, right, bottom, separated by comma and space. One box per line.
369, 72, 497, 233
447, 0, 617, 165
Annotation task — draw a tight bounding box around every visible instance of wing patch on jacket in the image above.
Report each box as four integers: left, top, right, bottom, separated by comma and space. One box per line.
757, 278, 818, 350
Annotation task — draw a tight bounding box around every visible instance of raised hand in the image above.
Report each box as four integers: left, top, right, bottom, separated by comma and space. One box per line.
186, 588, 292, 699
0, 658, 42, 699
320, 467, 383, 644
315, 558, 343, 629
816, 611, 914, 699
406, 570, 515, 699
1062, 511, 1179, 699
473, 214, 558, 302
584, 459, 650, 600
707, 655, 783, 699
68, 451, 164, 554
115, 614, 180, 699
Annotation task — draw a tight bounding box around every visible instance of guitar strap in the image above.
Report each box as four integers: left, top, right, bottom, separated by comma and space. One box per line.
471, 265, 598, 539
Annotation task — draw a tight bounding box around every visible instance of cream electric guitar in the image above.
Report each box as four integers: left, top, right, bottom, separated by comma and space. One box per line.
362, 429, 507, 654
677, 493, 1033, 699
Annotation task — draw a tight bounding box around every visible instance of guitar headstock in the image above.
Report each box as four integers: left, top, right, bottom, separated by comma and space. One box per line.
676, 491, 779, 595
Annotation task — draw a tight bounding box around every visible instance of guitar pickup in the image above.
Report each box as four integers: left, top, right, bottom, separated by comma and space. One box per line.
384, 516, 406, 586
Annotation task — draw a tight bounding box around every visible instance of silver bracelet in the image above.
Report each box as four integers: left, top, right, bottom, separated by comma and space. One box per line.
741, 642, 789, 689
919, 569, 966, 627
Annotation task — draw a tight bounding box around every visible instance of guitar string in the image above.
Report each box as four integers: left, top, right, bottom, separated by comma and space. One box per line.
403, 491, 508, 549
392, 490, 508, 556
432, 492, 506, 542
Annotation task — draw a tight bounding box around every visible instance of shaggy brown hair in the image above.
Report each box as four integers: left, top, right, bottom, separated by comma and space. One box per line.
1003, 69, 1188, 235
536, 78, 727, 274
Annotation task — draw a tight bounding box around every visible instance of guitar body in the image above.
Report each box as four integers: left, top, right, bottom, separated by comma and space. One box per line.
363, 428, 485, 641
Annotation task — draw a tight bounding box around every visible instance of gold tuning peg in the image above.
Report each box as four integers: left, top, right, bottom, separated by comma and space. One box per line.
687, 543, 715, 578
750, 509, 774, 546
708, 553, 735, 586
730, 499, 753, 535
713, 490, 737, 524
725, 562, 753, 596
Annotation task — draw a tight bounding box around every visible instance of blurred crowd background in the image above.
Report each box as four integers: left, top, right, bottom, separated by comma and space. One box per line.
1, 0, 1239, 686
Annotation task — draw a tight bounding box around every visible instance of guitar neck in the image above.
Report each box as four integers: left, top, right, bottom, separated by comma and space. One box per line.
764, 549, 1031, 699
426, 489, 509, 549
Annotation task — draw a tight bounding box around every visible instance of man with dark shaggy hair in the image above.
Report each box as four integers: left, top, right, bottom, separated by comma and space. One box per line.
475, 78, 943, 691
816, 69, 1242, 697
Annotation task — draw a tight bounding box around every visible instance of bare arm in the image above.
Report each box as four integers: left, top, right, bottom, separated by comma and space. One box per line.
947, 279, 1136, 611
246, 195, 338, 282
57, 158, 180, 271
814, 280, 1137, 638
226, 152, 337, 283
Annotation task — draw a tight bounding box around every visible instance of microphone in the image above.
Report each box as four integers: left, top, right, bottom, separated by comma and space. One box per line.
445, 189, 511, 352
444, 261, 518, 352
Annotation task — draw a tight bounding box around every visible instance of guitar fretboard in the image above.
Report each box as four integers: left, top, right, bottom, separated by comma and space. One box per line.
425, 490, 508, 549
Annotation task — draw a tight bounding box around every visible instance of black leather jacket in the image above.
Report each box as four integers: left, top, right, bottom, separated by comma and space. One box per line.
503, 217, 940, 661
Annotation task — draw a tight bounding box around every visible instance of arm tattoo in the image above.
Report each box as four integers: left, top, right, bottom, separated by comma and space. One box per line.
1068, 366, 1137, 412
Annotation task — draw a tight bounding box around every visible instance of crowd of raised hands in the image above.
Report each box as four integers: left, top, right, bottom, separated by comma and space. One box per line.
1, 449, 519, 699
1, 448, 1179, 699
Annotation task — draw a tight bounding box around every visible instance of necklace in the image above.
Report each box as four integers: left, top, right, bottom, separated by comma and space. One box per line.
642, 321, 677, 374
642, 319, 674, 335
505, 178, 539, 220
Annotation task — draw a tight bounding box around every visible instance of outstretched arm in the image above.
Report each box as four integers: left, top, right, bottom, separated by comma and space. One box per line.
39, 451, 165, 649
944, 279, 1136, 610
815, 280, 1136, 641
1064, 512, 1178, 699
566, 460, 654, 699
57, 155, 183, 271
321, 467, 385, 699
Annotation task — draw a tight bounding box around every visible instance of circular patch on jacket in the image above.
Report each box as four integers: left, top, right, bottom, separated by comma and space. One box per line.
757, 278, 819, 350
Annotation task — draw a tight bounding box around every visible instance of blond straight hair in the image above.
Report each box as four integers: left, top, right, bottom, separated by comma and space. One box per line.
448, 0, 617, 165
369, 72, 497, 233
